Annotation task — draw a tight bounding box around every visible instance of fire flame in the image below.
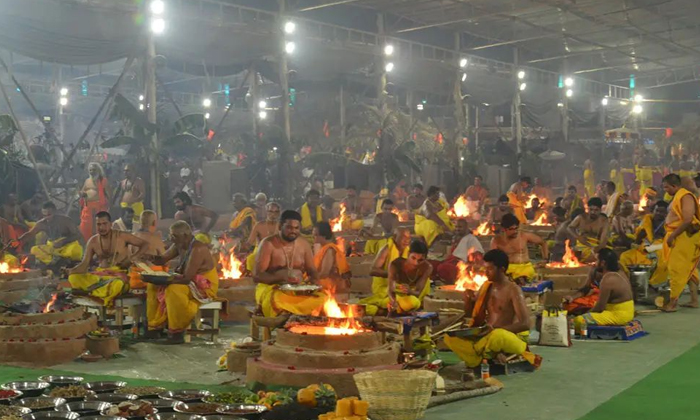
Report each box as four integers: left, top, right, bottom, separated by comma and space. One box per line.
475, 221, 492, 236
218, 240, 243, 279
639, 194, 649, 209
525, 194, 547, 210
447, 195, 471, 218
43, 294, 58, 313
454, 262, 488, 291
330, 203, 348, 233
391, 208, 409, 222
546, 240, 583, 268
289, 292, 367, 335
0, 262, 22, 274
335, 237, 346, 254
530, 212, 551, 226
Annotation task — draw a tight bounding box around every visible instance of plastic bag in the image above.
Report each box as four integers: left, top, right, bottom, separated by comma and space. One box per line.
539, 307, 571, 347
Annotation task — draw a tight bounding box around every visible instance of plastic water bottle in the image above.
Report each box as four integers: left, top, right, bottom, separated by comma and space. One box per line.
568, 318, 575, 340
580, 320, 588, 339
480, 359, 490, 380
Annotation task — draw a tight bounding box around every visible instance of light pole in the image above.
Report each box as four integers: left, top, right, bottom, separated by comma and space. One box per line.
147, 0, 165, 213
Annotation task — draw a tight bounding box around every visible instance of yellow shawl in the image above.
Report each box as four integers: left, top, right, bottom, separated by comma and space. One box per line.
229, 207, 257, 229
667, 188, 700, 232
468, 281, 492, 327
610, 169, 625, 194
301, 203, 323, 230
314, 243, 351, 275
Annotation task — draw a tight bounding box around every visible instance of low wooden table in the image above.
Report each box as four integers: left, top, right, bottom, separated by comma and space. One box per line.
73, 294, 145, 336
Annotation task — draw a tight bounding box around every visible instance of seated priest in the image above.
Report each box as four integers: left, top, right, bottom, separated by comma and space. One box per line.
299, 189, 325, 240
382, 240, 432, 314
359, 227, 411, 315
567, 197, 609, 262
487, 195, 513, 233
313, 221, 352, 295
254, 210, 326, 317
573, 248, 634, 332
415, 186, 454, 247
609, 201, 636, 248
147, 221, 219, 344
363, 199, 399, 255
562, 185, 585, 219
436, 218, 484, 283
17, 201, 83, 270
340, 185, 365, 231
490, 214, 548, 284
619, 200, 668, 284
229, 193, 258, 239
0, 217, 20, 267
68, 211, 148, 306
129, 210, 168, 290
443, 249, 541, 369
245, 202, 281, 272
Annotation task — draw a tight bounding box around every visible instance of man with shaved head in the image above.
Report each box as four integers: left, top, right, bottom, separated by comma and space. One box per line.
115, 164, 145, 225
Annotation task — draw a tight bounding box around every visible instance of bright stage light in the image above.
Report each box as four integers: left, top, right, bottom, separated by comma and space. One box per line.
385, 62, 394, 72
517, 70, 526, 79
284, 21, 296, 34
601, 97, 609, 106
459, 58, 468, 68
519, 82, 527, 91
384, 44, 394, 56
634, 94, 644, 103
139, 95, 145, 101
150, 18, 165, 34
150, 0, 165, 15
259, 100, 267, 109
259, 111, 268, 120
632, 104, 643, 114
204, 113, 210, 119
564, 77, 574, 87
461, 73, 467, 82
60, 87, 68, 96
59, 97, 68, 106
202, 98, 212, 108
566, 89, 573, 97
285, 41, 296, 54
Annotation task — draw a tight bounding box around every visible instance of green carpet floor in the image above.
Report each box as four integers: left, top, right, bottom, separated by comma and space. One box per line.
577, 341, 700, 420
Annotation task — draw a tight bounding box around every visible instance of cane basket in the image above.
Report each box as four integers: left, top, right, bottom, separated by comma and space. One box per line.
353, 370, 436, 420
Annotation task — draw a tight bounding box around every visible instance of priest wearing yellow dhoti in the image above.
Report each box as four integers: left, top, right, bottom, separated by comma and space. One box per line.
490, 214, 548, 284
574, 248, 634, 331
619, 200, 667, 285
340, 185, 365, 231
415, 186, 454, 247
359, 227, 411, 315
583, 159, 596, 198
609, 159, 625, 195
114, 164, 146, 224
229, 193, 258, 239
68, 211, 148, 306
18, 201, 83, 269
363, 199, 399, 255
443, 249, 541, 369
660, 174, 700, 312
567, 197, 610, 262
254, 210, 326, 318
313, 221, 352, 295
604, 181, 622, 218
245, 203, 280, 273
506, 177, 532, 225
383, 240, 432, 314
299, 189, 324, 239
147, 220, 219, 344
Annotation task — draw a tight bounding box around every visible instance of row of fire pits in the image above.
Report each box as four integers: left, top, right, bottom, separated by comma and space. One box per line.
0, 377, 267, 420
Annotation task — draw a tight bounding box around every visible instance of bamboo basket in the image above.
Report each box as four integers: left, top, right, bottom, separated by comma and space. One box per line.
353, 370, 436, 420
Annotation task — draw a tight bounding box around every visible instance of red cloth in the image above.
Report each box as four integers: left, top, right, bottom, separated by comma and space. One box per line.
79, 177, 109, 240
564, 286, 600, 316
436, 255, 461, 284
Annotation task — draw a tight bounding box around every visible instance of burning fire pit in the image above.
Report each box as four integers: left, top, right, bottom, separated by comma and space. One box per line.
424, 262, 487, 312
0, 293, 97, 366
540, 240, 591, 304
246, 296, 402, 396
216, 241, 257, 322
0, 269, 57, 308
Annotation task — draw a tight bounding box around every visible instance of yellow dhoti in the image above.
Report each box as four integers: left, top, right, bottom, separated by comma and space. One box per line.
506, 192, 527, 224
619, 246, 667, 286
415, 200, 454, 247
584, 169, 595, 197
195, 232, 211, 245
246, 247, 257, 273
444, 329, 531, 368
68, 267, 128, 307
146, 268, 219, 332
364, 238, 388, 255
575, 300, 634, 329
255, 283, 326, 318
1, 253, 19, 267
507, 262, 537, 282
575, 237, 602, 261
121, 201, 144, 223
664, 188, 700, 299
31, 240, 83, 265
342, 219, 364, 231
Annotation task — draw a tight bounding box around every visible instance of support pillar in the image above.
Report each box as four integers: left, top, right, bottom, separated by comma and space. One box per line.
339, 82, 346, 144
513, 48, 523, 176
146, 28, 160, 213
376, 13, 387, 113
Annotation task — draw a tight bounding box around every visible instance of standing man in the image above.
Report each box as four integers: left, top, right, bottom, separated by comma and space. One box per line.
229, 193, 257, 239
254, 210, 325, 317
173, 191, 219, 244
443, 249, 541, 369
360, 227, 411, 315
68, 212, 148, 306
583, 159, 595, 198
619, 201, 667, 283
464, 176, 490, 216
79, 162, 111, 241
507, 176, 532, 225
604, 181, 622, 218
609, 159, 625, 194
660, 174, 700, 311
115, 164, 145, 225
18, 201, 83, 269
490, 214, 548, 284
436, 218, 484, 283
415, 186, 454, 247
299, 189, 324, 237
567, 197, 610, 262
148, 220, 219, 344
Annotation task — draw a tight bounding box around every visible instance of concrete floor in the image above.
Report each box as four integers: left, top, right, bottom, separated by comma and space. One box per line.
53, 309, 699, 420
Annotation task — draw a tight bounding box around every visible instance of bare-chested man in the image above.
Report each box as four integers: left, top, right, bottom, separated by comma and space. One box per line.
567, 197, 609, 262
507, 176, 532, 224
1, 193, 25, 226
385, 240, 432, 314
407, 183, 426, 216
340, 185, 365, 230
20, 192, 45, 223
487, 195, 513, 233
464, 175, 490, 215
363, 199, 399, 254
245, 202, 281, 272
133, 210, 166, 259
68, 211, 147, 306
229, 193, 257, 239
491, 213, 548, 284
18, 201, 83, 269
443, 249, 541, 368
254, 210, 325, 317
114, 164, 146, 224
80, 162, 111, 240
571, 248, 634, 332
173, 191, 219, 244
551, 207, 584, 261
610, 201, 636, 248
415, 186, 453, 247
147, 220, 219, 343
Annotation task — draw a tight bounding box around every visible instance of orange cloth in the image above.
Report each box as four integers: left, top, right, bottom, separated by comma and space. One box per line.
564, 285, 600, 315
79, 178, 109, 240
314, 243, 351, 293
129, 265, 167, 290
469, 281, 492, 327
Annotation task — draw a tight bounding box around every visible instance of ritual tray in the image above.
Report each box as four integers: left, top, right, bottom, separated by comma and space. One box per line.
446, 326, 488, 338
141, 274, 172, 286
278, 284, 320, 295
